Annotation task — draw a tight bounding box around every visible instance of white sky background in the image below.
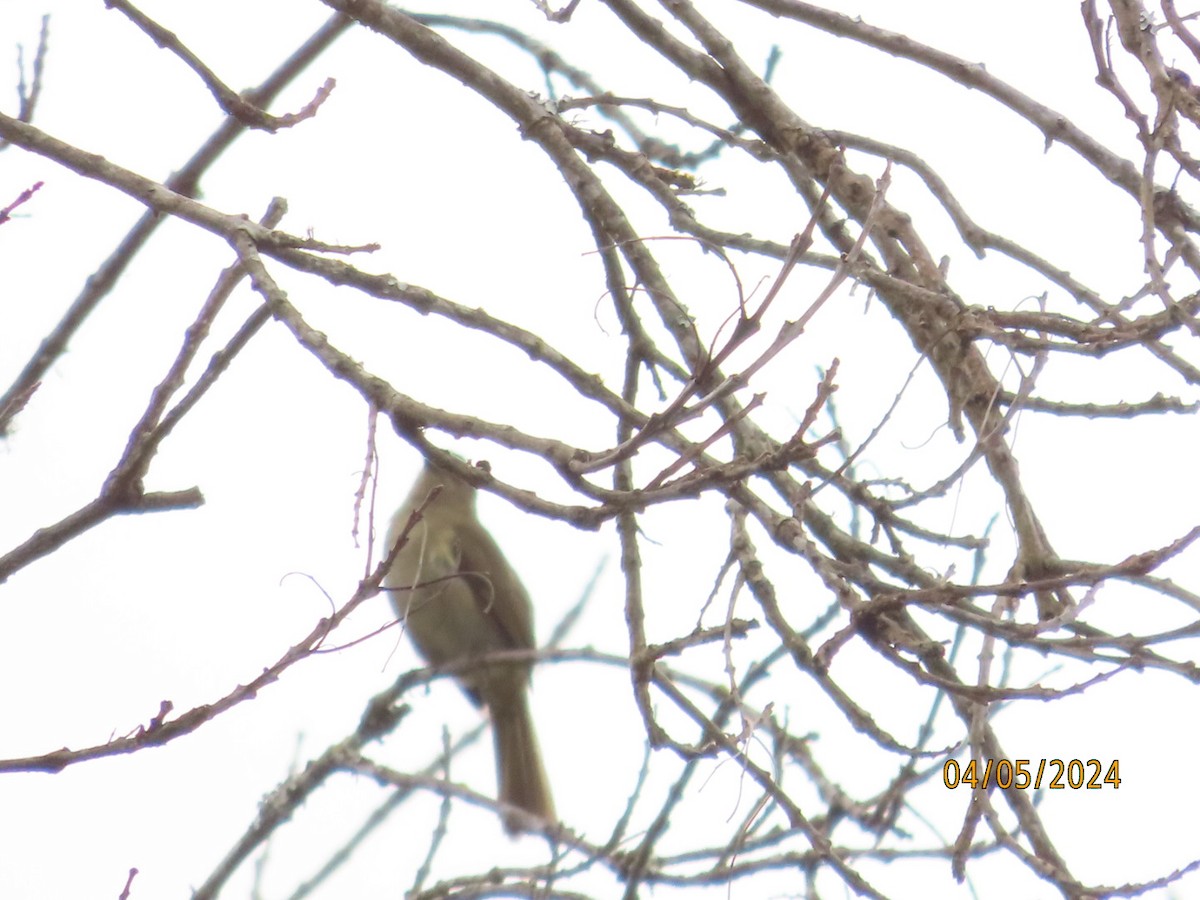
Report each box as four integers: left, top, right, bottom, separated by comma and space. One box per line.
2, 1, 1199, 898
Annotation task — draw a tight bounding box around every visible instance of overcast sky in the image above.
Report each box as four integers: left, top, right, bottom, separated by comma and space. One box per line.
3, 2, 1199, 899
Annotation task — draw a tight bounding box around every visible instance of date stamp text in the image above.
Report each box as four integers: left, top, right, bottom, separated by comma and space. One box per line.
943, 758, 1121, 790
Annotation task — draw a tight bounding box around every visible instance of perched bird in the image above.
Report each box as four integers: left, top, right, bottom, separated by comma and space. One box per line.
385, 457, 554, 834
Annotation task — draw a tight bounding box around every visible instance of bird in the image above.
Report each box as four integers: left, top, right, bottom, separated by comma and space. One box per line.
385, 456, 554, 834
